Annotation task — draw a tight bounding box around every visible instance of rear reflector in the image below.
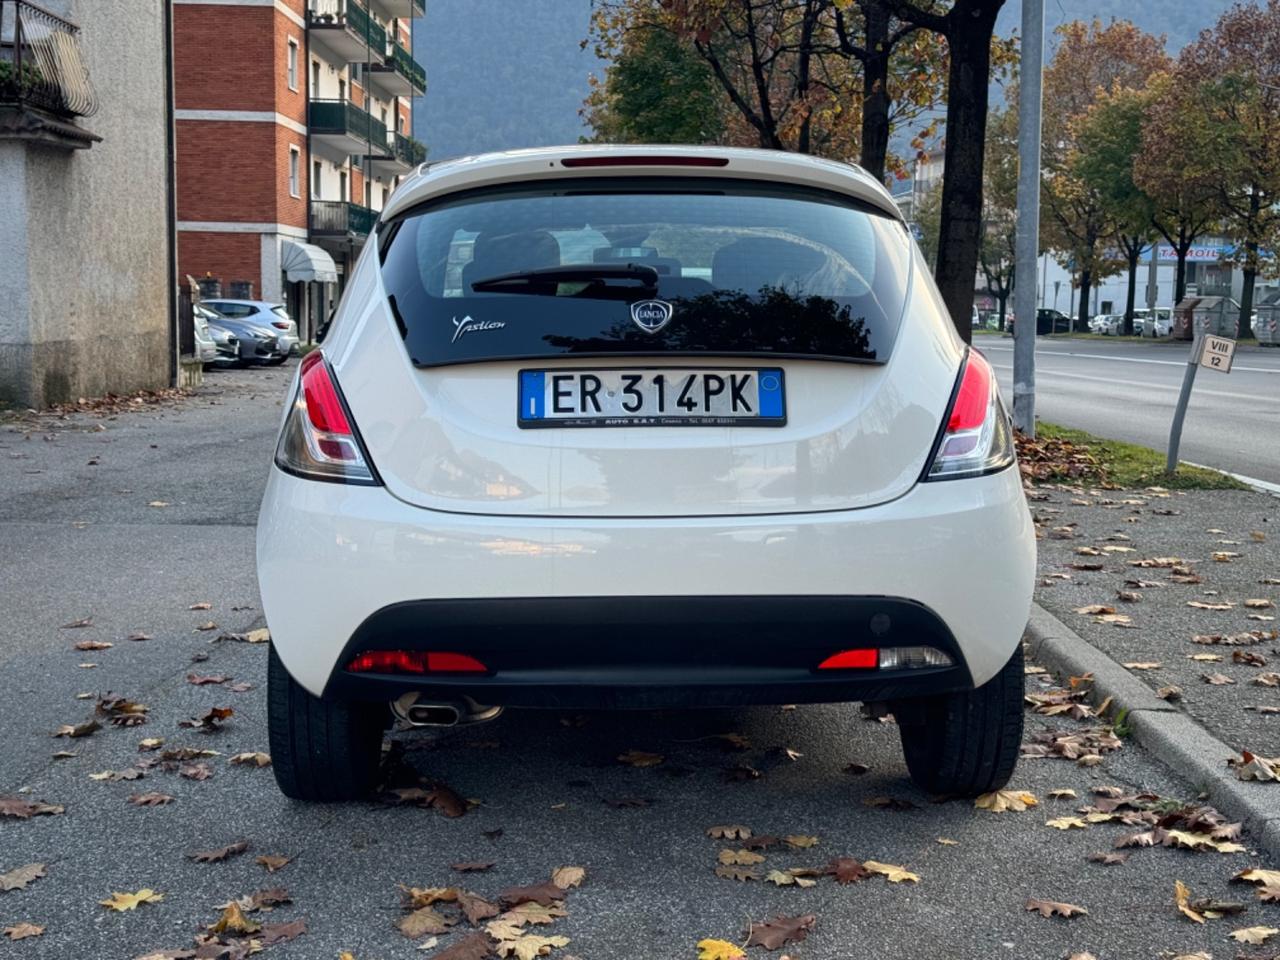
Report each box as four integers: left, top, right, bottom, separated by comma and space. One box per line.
818, 649, 879, 670
561, 155, 729, 168
346, 651, 488, 674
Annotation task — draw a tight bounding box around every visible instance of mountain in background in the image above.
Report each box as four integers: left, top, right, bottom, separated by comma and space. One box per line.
411, 0, 1235, 161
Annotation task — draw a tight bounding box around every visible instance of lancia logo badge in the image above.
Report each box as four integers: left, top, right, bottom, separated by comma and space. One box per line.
630, 299, 674, 334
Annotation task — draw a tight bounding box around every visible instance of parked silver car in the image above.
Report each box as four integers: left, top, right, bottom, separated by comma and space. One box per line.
198, 303, 284, 365
202, 299, 299, 356
192, 305, 217, 363
196, 304, 241, 366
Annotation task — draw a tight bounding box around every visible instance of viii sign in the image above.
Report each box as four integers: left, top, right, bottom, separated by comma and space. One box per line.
1199, 335, 1236, 373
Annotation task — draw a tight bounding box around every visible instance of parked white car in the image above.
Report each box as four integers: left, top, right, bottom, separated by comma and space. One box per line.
203, 299, 299, 356
256, 145, 1036, 802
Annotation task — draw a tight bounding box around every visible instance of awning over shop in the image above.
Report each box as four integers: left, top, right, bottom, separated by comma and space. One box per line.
281, 240, 338, 283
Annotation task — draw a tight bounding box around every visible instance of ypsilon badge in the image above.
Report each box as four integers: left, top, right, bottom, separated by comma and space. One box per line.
630, 299, 674, 334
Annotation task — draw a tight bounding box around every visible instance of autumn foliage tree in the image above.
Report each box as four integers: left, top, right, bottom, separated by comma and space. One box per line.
1039, 19, 1167, 331
978, 103, 1018, 330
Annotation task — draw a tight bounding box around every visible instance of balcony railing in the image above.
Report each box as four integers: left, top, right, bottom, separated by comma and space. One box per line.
392, 131, 425, 166
307, 0, 386, 60
0, 0, 97, 118
310, 199, 376, 238
309, 97, 388, 150
387, 41, 425, 93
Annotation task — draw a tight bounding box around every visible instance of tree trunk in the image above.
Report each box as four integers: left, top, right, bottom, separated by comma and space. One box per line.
997, 293, 1008, 331
1123, 246, 1139, 336
933, 14, 1000, 344
1239, 260, 1257, 340
858, 5, 891, 182
1076, 268, 1092, 333
1174, 251, 1187, 304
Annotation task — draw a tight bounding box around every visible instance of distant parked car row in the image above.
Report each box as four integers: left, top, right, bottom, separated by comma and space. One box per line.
192, 300, 299, 368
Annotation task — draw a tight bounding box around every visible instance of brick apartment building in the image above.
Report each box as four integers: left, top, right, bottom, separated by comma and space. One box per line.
173, 0, 425, 340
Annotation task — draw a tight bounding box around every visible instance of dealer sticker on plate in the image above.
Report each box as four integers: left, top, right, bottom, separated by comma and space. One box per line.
518, 367, 786, 428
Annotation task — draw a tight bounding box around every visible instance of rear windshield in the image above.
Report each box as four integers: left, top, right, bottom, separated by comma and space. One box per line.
378, 177, 912, 367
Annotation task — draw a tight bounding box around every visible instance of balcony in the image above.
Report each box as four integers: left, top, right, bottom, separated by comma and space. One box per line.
307, 0, 386, 65
366, 40, 425, 97
310, 200, 377, 242
365, 0, 423, 20
0, 0, 100, 148
369, 130, 425, 173
309, 98, 388, 157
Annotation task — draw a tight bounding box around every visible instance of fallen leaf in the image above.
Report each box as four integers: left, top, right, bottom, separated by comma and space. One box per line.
707, 825, 751, 840
975, 790, 1038, 813
784, 834, 819, 849
209, 901, 261, 935
718, 849, 765, 866
1025, 898, 1087, 919
1123, 662, 1161, 670
457, 890, 500, 925
1245, 599, 1276, 610
229, 752, 271, 767
100, 889, 164, 911
862, 795, 916, 811
0, 863, 45, 892
399, 905, 454, 939
714, 864, 759, 882
74, 640, 112, 651
1230, 926, 1280, 945
452, 862, 496, 873
764, 869, 817, 888
53, 719, 101, 739
189, 602, 212, 611
188, 840, 249, 863
127, 792, 173, 806
1087, 852, 1128, 866
617, 749, 663, 767
550, 866, 585, 889
1046, 817, 1088, 830
138, 738, 164, 751
178, 707, 233, 731
825, 857, 871, 883
1175, 879, 1204, 923
936, 837, 959, 846
863, 860, 919, 883
0, 797, 63, 820
3, 923, 43, 941
1074, 604, 1115, 615
259, 918, 307, 946
61, 617, 93, 629
1232, 751, 1280, 782
1047, 788, 1078, 800
431, 932, 494, 960
697, 938, 746, 960
498, 881, 565, 907
745, 914, 816, 950
179, 762, 213, 781
256, 854, 292, 873
186, 673, 230, 686
1157, 685, 1183, 701
1188, 600, 1234, 611
1202, 673, 1235, 685
494, 934, 570, 960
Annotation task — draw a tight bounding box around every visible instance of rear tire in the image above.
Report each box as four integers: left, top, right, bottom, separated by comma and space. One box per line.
894, 643, 1024, 796
267, 644, 385, 801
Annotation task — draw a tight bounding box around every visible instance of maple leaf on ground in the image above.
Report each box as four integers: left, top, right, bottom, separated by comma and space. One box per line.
259, 918, 307, 946
100, 889, 164, 911
697, 939, 746, 960
707, 824, 751, 840
1231, 751, 1280, 782
1025, 898, 1087, 919
975, 790, 1038, 813
228, 752, 271, 767
398, 905, 454, 938
494, 934, 570, 960
1046, 817, 1088, 830
499, 881, 566, 907
1237, 869, 1280, 888
502, 902, 566, 926
457, 890, 500, 925
178, 707, 233, 732
3, 923, 43, 941
746, 914, 816, 950
179, 762, 213, 781
0, 863, 45, 891
863, 861, 919, 883
432, 932, 495, 960
550, 866, 585, 889
208, 901, 261, 935
1230, 926, 1280, 945
127, 792, 174, 806
0, 796, 63, 819
825, 857, 871, 884
187, 840, 249, 863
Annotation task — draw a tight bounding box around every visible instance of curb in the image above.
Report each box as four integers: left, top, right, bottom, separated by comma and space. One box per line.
1024, 602, 1280, 860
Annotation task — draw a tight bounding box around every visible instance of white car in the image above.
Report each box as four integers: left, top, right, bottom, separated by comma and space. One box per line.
257, 145, 1036, 801
203, 299, 299, 356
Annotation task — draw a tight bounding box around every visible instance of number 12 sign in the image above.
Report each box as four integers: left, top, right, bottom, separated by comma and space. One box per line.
1199, 335, 1236, 374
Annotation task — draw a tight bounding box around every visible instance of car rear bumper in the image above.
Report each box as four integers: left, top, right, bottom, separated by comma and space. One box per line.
257, 464, 1035, 700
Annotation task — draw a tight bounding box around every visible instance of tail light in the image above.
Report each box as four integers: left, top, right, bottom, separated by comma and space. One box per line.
272, 321, 290, 330
274, 352, 378, 485
923, 349, 1015, 480
346, 650, 488, 674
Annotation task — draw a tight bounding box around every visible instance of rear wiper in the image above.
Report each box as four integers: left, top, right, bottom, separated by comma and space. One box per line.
470, 263, 660, 294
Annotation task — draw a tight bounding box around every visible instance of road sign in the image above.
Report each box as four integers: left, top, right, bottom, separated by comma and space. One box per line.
1199, 335, 1236, 373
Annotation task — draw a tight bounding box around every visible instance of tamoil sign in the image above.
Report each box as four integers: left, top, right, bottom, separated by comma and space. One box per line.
1199, 335, 1236, 373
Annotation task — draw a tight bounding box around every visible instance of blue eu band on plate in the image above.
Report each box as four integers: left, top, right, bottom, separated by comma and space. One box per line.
518, 367, 786, 428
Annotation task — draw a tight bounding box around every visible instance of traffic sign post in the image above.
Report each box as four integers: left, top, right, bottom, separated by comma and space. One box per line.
1166, 335, 1235, 473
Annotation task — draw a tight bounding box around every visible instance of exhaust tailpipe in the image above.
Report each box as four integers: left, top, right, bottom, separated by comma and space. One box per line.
392, 693, 502, 728
406, 703, 460, 727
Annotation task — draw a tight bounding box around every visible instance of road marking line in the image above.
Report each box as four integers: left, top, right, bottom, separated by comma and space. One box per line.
987, 362, 1280, 403
980, 342, 1279, 374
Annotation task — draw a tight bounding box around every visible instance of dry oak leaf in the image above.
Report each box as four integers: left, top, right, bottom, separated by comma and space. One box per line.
179, 762, 213, 781
765, 869, 817, 888
1233, 752, 1280, 782
696, 940, 745, 960
714, 864, 759, 882
100, 889, 164, 911
53, 719, 101, 739
616, 749, 663, 767
256, 854, 292, 873
746, 913, 816, 950
550, 866, 585, 889
494, 934, 569, 960
1202, 673, 1235, 685
975, 790, 1038, 813
74, 640, 112, 651
127, 792, 173, 806
209, 901, 261, 935
398, 905, 454, 939
1255, 674, 1280, 687
864, 861, 919, 883
501, 902, 566, 926
1230, 926, 1280, 945
1024, 898, 1087, 919
0, 796, 63, 819
498, 881, 566, 907
1246, 599, 1276, 609
707, 825, 751, 840
0, 863, 45, 892
229, 752, 271, 767
1048, 788, 1078, 800
188, 840, 249, 863
3, 923, 43, 941
1175, 879, 1204, 923
457, 890, 501, 925
400, 886, 458, 908
1074, 605, 1115, 615
718, 849, 765, 866
784, 834, 819, 849
1157, 686, 1183, 702
178, 706, 233, 731
1236, 868, 1280, 887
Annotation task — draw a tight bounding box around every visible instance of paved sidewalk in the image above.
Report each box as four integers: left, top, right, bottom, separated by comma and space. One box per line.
1033, 485, 1280, 756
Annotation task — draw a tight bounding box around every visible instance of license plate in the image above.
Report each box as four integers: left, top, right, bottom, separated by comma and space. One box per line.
518, 367, 786, 428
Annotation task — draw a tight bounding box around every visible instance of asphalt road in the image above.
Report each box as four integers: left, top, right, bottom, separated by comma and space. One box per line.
982, 337, 1280, 486
3, 366, 1280, 959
